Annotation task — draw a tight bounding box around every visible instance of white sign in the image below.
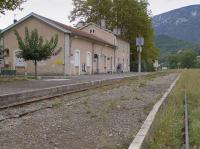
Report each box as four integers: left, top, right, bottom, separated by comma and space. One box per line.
137, 46, 142, 52
15, 51, 25, 67
153, 60, 159, 68
136, 37, 144, 46
15, 57, 25, 67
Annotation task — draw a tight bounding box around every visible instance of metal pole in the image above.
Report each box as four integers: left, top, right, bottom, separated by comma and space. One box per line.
138, 46, 141, 73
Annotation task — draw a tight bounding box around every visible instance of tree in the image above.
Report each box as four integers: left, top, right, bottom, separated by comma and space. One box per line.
166, 54, 179, 69
70, 0, 159, 71
0, 30, 3, 56
166, 50, 198, 69
70, 0, 112, 25
0, 0, 26, 15
0, 30, 4, 60
180, 50, 197, 68
0, 31, 4, 72
14, 27, 58, 78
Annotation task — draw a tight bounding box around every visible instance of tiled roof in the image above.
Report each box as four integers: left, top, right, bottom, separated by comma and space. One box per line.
2, 13, 115, 48
45, 18, 116, 47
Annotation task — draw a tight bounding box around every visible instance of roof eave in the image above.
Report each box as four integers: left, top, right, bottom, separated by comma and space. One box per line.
1, 12, 71, 34
71, 33, 115, 48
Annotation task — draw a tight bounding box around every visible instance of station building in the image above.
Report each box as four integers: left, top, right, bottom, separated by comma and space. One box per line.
1, 13, 130, 76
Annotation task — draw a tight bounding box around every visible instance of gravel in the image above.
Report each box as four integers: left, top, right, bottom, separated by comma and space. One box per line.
0, 73, 177, 149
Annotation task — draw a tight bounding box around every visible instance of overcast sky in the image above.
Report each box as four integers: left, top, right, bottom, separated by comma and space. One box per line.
0, 0, 200, 29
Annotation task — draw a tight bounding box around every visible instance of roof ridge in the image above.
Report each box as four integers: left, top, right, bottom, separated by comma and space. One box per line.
2, 12, 115, 47
39, 15, 115, 47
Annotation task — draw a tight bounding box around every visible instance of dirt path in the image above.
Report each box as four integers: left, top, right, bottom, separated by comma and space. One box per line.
0, 73, 177, 149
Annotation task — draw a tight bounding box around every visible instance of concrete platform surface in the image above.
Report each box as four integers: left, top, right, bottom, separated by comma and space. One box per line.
0, 73, 147, 95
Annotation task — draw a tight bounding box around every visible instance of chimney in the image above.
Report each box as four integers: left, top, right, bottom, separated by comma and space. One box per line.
100, 19, 106, 28
13, 14, 17, 24
14, 19, 17, 24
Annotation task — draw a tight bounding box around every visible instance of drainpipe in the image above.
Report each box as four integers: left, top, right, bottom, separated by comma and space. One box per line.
69, 36, 72, 76
64, 33, 72, 76
91, 42, 94, 75
114, 46, 116, 72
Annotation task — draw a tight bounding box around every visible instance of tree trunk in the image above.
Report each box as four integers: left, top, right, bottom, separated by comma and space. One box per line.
34, 60, 37, 79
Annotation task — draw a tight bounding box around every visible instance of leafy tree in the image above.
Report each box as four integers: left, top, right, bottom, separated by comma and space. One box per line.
166, 50, 197, 69
180, 50, 197, 68
0, 0, 26, 14
0, 31, 4, 72
154, 35, 200, 62
0, 31, 2, 50
166, 54, 179, 69
70, 0, 158, 71
0, 30, 4, 60
14, 27, 58, 78
70, 0, 112, 25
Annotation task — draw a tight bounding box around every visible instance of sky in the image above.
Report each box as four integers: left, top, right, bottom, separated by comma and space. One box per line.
0, 0, 200, 29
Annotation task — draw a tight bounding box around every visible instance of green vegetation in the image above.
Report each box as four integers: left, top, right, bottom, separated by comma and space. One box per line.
70, 0, 159, 71
154, 35, 200, 61
0, 77, 27, 82
0, 31, 3, 62
14, 27, 58, 78
166, 50, 198, 69
148, 69, 200, 148
0, 0, 26, 15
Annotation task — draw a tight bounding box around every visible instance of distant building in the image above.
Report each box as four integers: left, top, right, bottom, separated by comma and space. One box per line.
153, 60, 160, 71
1, 13, 130, 76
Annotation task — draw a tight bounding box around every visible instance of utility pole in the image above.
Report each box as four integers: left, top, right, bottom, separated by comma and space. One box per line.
136, 35, 144, 73
137, 46, 142, 73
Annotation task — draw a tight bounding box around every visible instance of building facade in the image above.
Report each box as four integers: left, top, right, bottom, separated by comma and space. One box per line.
1, 13, 130, 76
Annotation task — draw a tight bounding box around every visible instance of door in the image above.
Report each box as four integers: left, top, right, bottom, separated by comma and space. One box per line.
86, 52, 92, 74
110, 56, 113, 72
104, 56, 107, 73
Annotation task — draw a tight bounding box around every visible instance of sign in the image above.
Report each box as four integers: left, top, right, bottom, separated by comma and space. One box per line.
54, 59, 63, 65
15, 51, 25, 67
137, 46, 142, 52
136, 37, 144, 46
15, 57, 25, 67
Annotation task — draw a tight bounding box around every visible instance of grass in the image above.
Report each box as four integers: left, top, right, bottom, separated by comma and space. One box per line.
186, 70, 200, 148
0, 76, 28, 82
148, 69, 200, 149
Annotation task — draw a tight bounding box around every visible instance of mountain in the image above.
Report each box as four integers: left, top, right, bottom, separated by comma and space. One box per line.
153, 5, 200, 43
154, 35, 200, 60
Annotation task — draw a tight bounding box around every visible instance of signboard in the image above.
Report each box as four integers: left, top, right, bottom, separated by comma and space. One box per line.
15, 57, 25, 67
136, 37, 144, 46
137, 46, 142, 52
15, 51, 25, 67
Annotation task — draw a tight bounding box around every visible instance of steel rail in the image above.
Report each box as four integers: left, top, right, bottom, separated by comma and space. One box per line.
184, 90, 189, 149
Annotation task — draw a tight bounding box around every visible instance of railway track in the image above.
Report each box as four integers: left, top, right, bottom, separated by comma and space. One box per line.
183, 90, 189, 149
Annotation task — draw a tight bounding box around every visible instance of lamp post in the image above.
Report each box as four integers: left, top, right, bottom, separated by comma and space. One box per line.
136, 36, 144, 73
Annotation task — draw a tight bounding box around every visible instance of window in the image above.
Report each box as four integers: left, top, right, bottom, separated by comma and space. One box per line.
4, 49, 9, 57
89, 28, 95, 34
74, 50, 80, 66
86, 52, 92, 67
